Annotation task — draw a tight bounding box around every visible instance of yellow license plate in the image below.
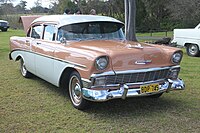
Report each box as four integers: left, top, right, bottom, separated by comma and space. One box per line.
140, 84, 159, 94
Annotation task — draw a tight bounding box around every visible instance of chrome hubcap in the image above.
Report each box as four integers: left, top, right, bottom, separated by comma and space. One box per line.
21, 60, 27, 76
189, 45, 198, 55
69, 76, 82, 106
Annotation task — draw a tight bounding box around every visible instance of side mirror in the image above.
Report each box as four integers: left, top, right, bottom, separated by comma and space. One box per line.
60, 37, 67, 44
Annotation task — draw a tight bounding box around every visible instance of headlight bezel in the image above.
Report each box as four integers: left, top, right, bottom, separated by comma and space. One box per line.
171, 51, 183, 64
168, 67, 180, 79
95, 56, 109, 70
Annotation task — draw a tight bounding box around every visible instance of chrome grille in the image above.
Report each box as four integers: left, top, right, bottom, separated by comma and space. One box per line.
105, 69, 169, 85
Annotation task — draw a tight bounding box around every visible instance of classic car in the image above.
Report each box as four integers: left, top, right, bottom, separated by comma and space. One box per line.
0, 20, 9, 32
9, 15, 185, 110
172, 23, 200, 57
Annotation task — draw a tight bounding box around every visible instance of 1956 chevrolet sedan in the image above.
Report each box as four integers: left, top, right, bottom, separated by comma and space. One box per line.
9, 15, 185, 109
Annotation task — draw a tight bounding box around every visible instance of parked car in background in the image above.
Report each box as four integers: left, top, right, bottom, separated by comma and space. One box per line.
9, 15, 185, 110
172, 23, 200, 57
0, 20, 9, 32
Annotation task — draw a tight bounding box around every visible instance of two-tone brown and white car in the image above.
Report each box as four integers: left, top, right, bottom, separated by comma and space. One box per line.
9, 15, 185, 110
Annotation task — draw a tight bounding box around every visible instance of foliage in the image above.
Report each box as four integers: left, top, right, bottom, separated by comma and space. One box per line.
167, 0, 200, 28
14, 0, 27, 14
0, 0, 200, 32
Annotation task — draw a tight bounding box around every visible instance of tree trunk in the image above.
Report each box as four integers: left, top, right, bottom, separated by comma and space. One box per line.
125, 0, 137, 41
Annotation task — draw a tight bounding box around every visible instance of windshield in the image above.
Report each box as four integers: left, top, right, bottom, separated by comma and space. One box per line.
57, 22, 125, 41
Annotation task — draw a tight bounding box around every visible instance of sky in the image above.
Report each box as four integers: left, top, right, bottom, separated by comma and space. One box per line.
12, 0, 56, 9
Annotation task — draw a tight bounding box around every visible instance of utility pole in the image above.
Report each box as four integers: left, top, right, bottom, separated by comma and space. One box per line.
125, 0, 137, 41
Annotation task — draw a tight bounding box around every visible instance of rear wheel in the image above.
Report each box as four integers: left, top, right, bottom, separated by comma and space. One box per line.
186, 44, 200, 57
68, 71, 89, 110
20, 59, 32, 78
2, 28, 8, 32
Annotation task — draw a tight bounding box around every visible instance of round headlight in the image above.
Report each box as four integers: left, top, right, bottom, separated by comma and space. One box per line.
172, 52, 183, 64
95, 56, 109, 70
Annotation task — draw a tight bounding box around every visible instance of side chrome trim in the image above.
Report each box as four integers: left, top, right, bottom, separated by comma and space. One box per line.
10, 49, 87, 69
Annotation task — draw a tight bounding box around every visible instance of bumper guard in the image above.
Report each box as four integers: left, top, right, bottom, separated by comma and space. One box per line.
82, 78, 185, 102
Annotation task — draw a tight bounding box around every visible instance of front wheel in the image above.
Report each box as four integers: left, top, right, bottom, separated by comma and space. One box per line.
186, 44, 200, 57
2, 28, 8, 32
68, 71, 89, 110
20, 59, 32, 78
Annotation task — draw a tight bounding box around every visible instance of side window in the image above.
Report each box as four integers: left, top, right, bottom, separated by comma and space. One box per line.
31, 25, 43, 39
43, 25, 56, 41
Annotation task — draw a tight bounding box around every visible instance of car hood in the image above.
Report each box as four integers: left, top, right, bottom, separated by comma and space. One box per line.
70, 40, 176, 71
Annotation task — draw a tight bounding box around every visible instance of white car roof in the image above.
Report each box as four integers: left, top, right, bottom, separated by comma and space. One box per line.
32, 15, 124, 28
0, 20, 8, 23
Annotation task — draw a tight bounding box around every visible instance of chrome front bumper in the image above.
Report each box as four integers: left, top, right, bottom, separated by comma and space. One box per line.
82, 78, 185, 102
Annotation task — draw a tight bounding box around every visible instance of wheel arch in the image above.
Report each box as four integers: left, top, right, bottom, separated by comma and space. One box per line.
184, 42, 199, 47
59, 67, 79, 89
16, 55, 22, 61
10, 51, 24, 61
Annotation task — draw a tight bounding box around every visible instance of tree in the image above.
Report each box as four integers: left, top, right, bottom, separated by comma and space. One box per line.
168, 0, 200, 28
31, 0, 51, 13
142, 0, 170, 30
0, 0, 15, 4
19, 0, 27, 10
55, 0, 77, 14
125, 0, 137, 41
15, 0, 27, 13
135, 0, 148, 32
73, 0, 82, 12
34, 0, 42, 7
0, 3, 14, 14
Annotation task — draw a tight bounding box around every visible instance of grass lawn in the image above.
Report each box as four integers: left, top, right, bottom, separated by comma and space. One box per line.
0, 29, 200, 132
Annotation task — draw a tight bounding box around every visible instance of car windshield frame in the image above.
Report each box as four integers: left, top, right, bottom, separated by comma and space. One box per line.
57, 21, 125, 41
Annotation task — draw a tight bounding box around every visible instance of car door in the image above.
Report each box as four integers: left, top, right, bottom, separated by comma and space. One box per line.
34, 24, 57, 85
23, 27, 37, 74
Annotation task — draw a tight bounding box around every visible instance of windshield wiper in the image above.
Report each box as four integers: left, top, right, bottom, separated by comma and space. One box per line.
71, 38, 82, 41
85, 37, 99, 40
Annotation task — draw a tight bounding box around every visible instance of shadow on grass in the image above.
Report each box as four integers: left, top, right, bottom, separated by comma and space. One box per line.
29, 76, 65, 95
30, 76, 184, 118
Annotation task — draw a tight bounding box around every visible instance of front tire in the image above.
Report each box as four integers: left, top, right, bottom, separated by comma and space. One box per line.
186, 44, 200, 57
20, 59, 32, 78
68, 71, 89, 110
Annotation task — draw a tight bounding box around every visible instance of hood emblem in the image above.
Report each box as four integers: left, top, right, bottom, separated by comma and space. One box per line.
135, 60, 152, 65
127, 43, 143, 49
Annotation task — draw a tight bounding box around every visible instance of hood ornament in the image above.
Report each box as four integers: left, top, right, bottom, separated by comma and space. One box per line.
135, 60, 152, 65
127, 43, 143, 49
